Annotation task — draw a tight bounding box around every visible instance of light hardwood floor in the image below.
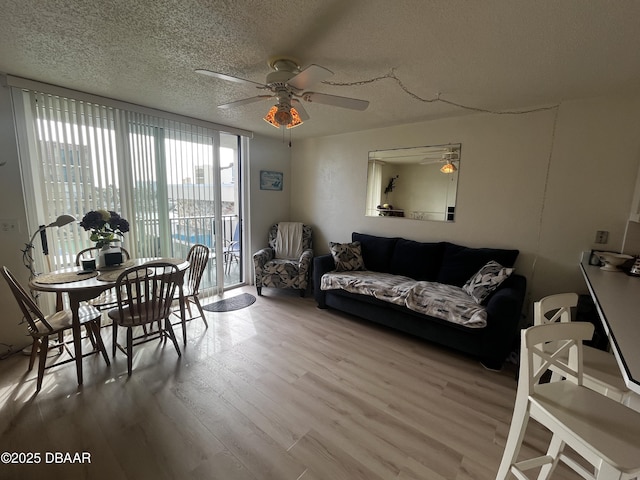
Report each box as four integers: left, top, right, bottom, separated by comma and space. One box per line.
0, 286, 580, 480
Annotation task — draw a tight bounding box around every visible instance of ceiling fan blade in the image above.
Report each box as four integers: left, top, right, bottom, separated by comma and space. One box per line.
217, 95, 273, 109
288, 64, 333, 90
196, 69, 266, 88
291, 99, 310, 121
302, 91, 369, 111
421, 152, 455, 158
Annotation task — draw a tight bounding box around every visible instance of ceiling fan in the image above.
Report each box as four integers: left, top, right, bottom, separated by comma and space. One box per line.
196, 57, 369, 128
419, 148, 459, 173
418, 148, 459, 161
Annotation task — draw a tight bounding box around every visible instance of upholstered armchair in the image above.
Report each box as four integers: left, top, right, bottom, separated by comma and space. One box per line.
253, 223, 313, 297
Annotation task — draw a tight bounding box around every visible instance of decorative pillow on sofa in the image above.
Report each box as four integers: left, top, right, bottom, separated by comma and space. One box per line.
463, 260, 513, 304
329, 241, 366, 272
436, 243, 519, 287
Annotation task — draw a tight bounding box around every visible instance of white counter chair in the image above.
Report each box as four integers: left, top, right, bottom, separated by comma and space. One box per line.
497, 322, 640, 479
534, 293, 631, 404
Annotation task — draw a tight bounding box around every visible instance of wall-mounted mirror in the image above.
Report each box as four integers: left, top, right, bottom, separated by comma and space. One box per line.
366, 143, 461, 221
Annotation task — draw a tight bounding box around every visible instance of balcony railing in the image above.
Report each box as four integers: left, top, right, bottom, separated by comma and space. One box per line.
169, 214, 237, 253
169, 214, 241, 288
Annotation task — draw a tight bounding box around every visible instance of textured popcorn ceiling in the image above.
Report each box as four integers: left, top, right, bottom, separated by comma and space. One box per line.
1, 0, 640, 139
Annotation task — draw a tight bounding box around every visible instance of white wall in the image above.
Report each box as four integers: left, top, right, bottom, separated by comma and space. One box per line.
535, 93, 640, 296
0, 83, 31, 354
291, 91, 640, 317
246, 135, 291, 275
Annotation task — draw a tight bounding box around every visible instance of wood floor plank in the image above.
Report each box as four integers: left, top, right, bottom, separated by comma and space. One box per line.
187, 450, 260, 480
0, 286, 586, 479
198, 355, 309, 450
170, 363, 307, 480
288, 428, 388, 480
294, 371, 464, 479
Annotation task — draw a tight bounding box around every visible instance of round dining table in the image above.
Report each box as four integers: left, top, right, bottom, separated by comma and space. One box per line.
29, 257, 190, 385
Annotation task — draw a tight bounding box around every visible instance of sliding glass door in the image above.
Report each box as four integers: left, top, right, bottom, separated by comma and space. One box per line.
16, 90, 243, 298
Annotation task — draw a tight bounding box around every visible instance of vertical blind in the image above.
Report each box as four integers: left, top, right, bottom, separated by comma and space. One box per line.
23, 89, 232, 274
365, 159, 383, 216
31, 92, 121, 261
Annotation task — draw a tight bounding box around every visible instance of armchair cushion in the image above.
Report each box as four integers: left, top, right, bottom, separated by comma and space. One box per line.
274, 222, 304, 259
254, 223, 313, 294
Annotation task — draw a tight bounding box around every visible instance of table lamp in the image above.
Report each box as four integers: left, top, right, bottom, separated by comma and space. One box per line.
23, 214, 77, 279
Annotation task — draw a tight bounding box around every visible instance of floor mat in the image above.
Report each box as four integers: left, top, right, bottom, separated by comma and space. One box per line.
202, 293, 256, 312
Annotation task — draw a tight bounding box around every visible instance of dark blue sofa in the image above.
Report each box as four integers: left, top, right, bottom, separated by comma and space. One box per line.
313, 232, 527, 370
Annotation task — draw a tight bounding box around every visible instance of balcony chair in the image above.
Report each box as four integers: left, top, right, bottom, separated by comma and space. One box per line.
253, 222, 313, 297
2, 265, 110, 392
107, 261, 182, 376
223, 223, 240, 274
534, 292, 632, 404
496, 322, 640, 479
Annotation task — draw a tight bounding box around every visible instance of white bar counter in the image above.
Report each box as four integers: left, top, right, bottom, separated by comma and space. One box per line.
580, 257, 640, 394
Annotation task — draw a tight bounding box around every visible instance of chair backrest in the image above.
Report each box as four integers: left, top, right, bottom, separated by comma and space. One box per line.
113, 262, 180, 326
533, 293, 578, 326
229, 223, 240, 252
185, 244, 209, 295
520, 322, 593, 395
533, 293, 580, 371
1, 266, 52, 335
267, 223, 313, 251
75, 246, 131, 266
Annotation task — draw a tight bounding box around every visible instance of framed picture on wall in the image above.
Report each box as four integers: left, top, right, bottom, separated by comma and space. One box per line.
260, 170, 283, 191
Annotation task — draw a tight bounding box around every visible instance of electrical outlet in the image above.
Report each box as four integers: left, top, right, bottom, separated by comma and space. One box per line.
0, 218, 18, 233
595, 230, 609, 244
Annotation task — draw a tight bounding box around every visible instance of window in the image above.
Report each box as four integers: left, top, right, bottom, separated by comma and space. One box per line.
13, 87, 247, 298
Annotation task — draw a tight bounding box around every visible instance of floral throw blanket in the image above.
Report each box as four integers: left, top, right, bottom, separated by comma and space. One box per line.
321, 271, 487, 328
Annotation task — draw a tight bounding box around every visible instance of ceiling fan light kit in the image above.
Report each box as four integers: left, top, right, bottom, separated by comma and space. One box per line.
197, 56, 369, 129
440, 161, 457, 174
439, 149, 459, 173
264, 105, 303, 129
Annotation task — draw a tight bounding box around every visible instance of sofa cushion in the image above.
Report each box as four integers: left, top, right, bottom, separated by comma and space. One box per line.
321, 271, 488, 327
463, 261, 514, 304
437, 243, 519, 287
390, 239, 445, 281
352, 232, 398, 273
329, 241, 366, 272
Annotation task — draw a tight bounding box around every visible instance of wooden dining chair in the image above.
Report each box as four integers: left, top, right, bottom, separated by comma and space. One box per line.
170, 243, 209, 342
2, 265, 110, 392
534, 293, 632, 404
107, 261, 182, 376
497, 322, 640, 479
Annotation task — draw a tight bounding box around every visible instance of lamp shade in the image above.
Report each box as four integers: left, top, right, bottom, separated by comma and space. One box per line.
263, 105, 303, 129
440, 162, 457, 174
47, 214, 77, 228
25, 213, 77, 280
